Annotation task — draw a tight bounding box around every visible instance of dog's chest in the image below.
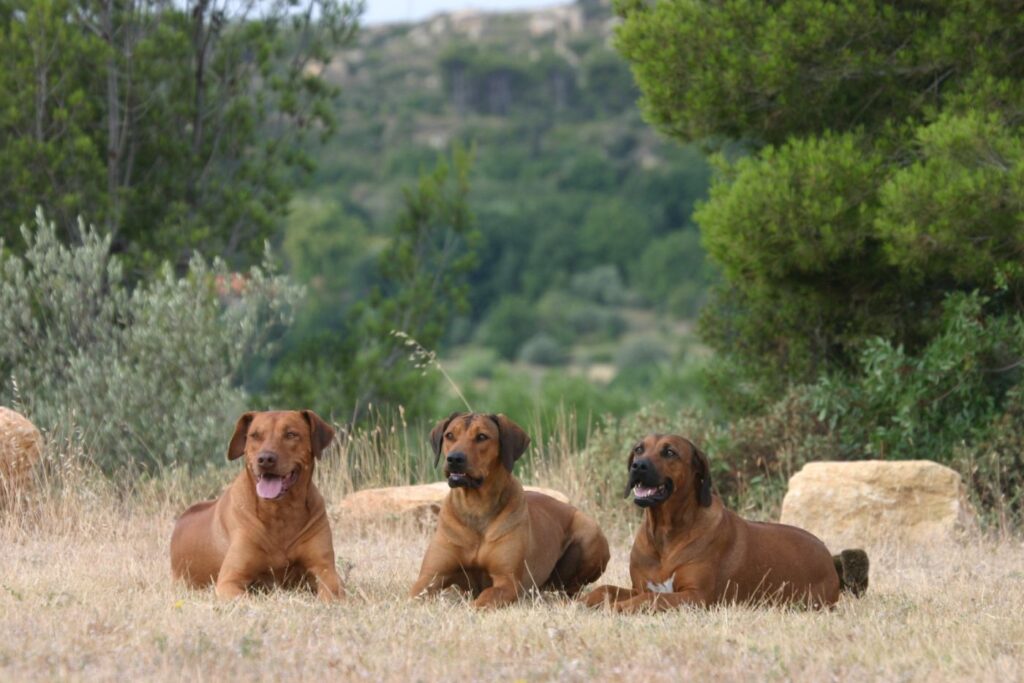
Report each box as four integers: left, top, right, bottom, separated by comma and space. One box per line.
632, 552, 681, 595
250, 555, 311, 587
645, 575, 675, 593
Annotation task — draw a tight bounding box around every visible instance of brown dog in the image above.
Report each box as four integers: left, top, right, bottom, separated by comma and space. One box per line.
170, 410, 345, 601
582, 434, 868, 612
410, 412, 610, 608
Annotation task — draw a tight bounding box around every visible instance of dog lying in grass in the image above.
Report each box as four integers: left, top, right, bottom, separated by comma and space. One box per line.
582, 434, 868, 612
170, 410, 345, 601
411, 412, 610, 608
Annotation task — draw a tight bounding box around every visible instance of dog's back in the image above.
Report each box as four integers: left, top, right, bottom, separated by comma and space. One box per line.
727, 515, 841, 606
170, 492, 228, 587
525, 492, 610, 595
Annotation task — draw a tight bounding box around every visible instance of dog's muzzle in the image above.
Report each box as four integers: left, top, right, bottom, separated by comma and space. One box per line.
446, 471, 483, 488
625, 458, 674, 507
444, 451, 482, 488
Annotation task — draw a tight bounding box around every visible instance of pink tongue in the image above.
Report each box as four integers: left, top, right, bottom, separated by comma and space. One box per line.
257, 476, 284, 499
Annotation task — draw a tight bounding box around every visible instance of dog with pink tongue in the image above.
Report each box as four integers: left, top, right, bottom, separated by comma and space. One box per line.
170, 410, 346, 600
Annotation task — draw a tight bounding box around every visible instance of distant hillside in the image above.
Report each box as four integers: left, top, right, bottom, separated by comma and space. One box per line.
273, 0, 713, 416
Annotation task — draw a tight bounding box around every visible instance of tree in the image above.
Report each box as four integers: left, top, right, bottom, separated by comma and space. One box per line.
267, 147, 480, 422
0, 209, 300, 472
0, 0, 362, 273
614, 0, 1024, 404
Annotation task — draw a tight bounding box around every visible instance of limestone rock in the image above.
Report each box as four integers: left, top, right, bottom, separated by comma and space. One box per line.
0, 407, 42, 500
780, 460, 977, 549
334, 481, 570, 525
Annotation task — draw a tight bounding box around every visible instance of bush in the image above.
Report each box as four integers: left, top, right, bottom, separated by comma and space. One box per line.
476, 295, 538, 360
536, 289, 626, 343
569, 265, 630, 305
518, 334, 569, 366
959, 386, 1024, 524
566, 305, 627, 340
615, 335, 669, 371
809, 290, 1024, 520
0, 210, 301, 472
631, 230, 709, 317
452, 347, 502, 381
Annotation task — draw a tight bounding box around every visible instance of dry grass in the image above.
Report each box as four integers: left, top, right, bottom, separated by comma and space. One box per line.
1, 446, 1023, 682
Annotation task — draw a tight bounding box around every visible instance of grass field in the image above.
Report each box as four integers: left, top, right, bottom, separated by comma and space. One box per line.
1, 453, 1023, 682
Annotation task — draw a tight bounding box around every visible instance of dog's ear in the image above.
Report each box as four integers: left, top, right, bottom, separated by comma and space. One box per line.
688, 440, 713, 507
488, 414, 530, 472
430, 412, 462, 468
623, 442, 640, 498
227, 412, 255, 461
302, 410, 335, 459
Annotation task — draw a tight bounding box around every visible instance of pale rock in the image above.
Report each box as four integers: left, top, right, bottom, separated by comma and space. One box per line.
334, 481, 570, 525
0, 407, 42, 501
780, 460, 977, 549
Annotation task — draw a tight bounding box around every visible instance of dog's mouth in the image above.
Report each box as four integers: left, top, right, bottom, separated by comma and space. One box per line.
255, 468, 300, 500
631, 478, 674, 507
445, 471, 484, 489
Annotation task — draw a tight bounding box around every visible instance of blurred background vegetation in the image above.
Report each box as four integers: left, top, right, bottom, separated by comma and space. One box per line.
1, 0, 1022, 524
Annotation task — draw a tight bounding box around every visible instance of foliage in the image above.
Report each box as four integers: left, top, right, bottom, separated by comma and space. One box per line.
0, 210, 300, 472
631, 228, 709, 316
288, 7, 713, 383
569, 265, 631, 306
614, 335, 669, 372
616, 0, 1024, 406
475, 295, 538, 361
613, 0, 1024, 518
810, 291, 1024, 512
517, 334, 569, 366
0, 0, 362, 272
614, 0, 1024, 146
267, 147, 479, 422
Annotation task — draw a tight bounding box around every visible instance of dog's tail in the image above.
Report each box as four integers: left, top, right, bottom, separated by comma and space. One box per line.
833, 549, 869, 597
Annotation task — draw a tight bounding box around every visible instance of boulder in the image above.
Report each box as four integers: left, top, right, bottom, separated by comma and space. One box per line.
334, 481, 570, 525
0, 407, 42, 500
780, 460, 977, 549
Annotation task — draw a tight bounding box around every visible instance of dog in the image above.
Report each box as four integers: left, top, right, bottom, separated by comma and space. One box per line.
410, 412, 610, 608
170, 410, 345, 601
581, 434, 868, 612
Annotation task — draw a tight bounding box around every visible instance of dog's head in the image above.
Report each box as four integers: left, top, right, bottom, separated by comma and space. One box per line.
428, 412, 530, 489
227, 410, 335, 501
623, 434, 712, 509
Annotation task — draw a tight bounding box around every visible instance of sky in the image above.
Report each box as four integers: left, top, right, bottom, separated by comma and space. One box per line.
362, 0, 567, 25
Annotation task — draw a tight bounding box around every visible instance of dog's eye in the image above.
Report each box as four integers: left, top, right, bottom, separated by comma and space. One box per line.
249, 432, 263, 441
285, 431, 299, 440
445, 431, 455, 441
633, 444, 644, 455
663, 448, 677, 459
475, 433, 489, 442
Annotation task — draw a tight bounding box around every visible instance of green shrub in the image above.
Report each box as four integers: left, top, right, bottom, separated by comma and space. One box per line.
518, 334, 569, 366
475, 295, 538, 360
615, 335, 669, 371
569, 265, 630, 305
632, 230, 709, 317
809, 290, 1024, 520
959, 386, 1024, 525
536, 289, 626, 343
567, 305, 627, 341
451, 347, 502, 381
0, 210, 300, 472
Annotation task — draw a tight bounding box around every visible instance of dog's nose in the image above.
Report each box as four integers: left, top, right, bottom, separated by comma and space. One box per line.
257, 451, 278, 469
631, 458, 650, 473
446, 452, 467, 470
